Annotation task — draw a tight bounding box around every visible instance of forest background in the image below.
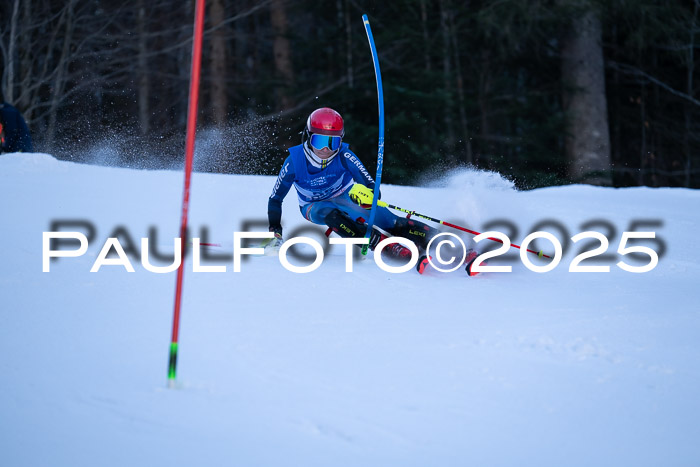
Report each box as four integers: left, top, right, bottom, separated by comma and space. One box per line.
1, 0, 698, 189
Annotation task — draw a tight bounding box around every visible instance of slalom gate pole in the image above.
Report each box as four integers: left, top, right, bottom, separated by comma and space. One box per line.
378, 201, 551, 259
361, 14, 385, 256
168, 0, 206, 389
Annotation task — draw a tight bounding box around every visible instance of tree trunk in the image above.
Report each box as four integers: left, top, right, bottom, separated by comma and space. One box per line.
439, 0, 456, 160
210, 0, 228, 126
639, 82, 647, 186
560, 4, 612, 185
419, 0, 431, 72
137, 0, 151, 136
478, 49, 493, 167
610, 23, 621, 184
448, 9, 473, 164
4, 0, 21, 103
341, 0, 353, 88
269, 0, 294, 110
46, 0, 76, 150
18, 0, 33, 115
684, 0, 699, 187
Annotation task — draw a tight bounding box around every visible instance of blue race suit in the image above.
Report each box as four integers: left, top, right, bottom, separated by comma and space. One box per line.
268, 142, 398, 232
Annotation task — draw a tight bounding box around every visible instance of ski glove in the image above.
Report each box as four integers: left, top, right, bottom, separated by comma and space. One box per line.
269, 226, 283, 237
349, 184, 376, 209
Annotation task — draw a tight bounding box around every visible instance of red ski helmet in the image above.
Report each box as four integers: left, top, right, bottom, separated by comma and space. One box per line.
306, 107, 344, 137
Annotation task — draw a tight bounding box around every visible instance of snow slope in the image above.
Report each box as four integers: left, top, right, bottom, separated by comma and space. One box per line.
1, 152, 699, 466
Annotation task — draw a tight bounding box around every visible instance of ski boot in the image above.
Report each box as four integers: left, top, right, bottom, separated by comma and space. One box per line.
465, 249, 481, 276
324, 209, 412, 261
369, 229, 413, 261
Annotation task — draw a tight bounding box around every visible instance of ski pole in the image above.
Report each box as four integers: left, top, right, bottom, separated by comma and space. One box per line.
378, 201, 551, 259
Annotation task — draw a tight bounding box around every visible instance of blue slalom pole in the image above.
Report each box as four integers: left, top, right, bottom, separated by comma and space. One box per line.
361, 14, 385, 255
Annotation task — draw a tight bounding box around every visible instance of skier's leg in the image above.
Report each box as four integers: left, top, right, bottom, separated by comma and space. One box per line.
323, 208, 366, 238
301, 192, 414, 260
322, 208, 412, 260
302, 192, 387, 231
329, 189, 434, 243
301, 200, 343, 225
390, 217, 440, 251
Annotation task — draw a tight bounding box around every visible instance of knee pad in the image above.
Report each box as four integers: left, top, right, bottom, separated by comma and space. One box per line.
324, 209, 367, 238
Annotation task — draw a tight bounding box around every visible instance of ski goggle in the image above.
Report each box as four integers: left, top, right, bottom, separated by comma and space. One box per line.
309, 133, 342, 151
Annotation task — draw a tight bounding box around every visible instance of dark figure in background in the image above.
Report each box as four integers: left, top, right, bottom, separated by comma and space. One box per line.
0, 88, 33, 154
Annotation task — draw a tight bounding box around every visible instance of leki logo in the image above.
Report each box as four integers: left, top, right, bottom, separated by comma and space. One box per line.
409, 229, 426, 237
339, 223, 355, 236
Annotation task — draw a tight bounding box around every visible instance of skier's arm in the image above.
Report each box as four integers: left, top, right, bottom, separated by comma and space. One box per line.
343, 152, 376, 190
343, 151, 381, 202
268, 157, 295, 234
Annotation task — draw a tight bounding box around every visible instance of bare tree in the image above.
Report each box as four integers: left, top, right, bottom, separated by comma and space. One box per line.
210, 0, 228, 126
45, 0, 78, 148
269, 0, 294, 110
560, 1, 612, 185
419, 0, 431, 73
439, 0, 456, 161
448, 9, 473, 164
137, 0, 151, 136
2, 0, 21, 103
337, 0, 353, 88
684, 0, 699, 187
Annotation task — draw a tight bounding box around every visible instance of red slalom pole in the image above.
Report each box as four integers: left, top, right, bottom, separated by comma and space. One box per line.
169, 0, 206, 388
381, 201, 552, 259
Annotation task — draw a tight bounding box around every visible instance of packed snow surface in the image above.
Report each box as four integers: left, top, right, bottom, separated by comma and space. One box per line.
2, 153, 699, 466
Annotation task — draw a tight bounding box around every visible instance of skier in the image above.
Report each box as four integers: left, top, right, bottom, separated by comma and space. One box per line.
264, 107, 444, 271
